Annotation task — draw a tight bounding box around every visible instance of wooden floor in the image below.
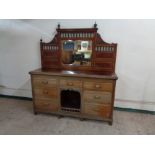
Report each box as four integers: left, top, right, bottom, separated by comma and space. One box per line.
0, 97, 155, 135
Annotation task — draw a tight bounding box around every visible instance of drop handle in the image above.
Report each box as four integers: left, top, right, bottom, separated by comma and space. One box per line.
95, 84, 101, 88
42, 81, 48, 84
43, 102, 50, 106
68, 82, 73, 86
94, 95, 101, 99
43, 90, 48, 94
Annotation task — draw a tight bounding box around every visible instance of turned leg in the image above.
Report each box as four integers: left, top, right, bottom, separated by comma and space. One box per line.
80, 118, 86, 121
34, 111, 38, 115
58, 115, 64, 119
108, 121, 113, 126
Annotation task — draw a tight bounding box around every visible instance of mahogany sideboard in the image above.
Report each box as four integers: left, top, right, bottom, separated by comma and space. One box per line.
29, 23, 118, 125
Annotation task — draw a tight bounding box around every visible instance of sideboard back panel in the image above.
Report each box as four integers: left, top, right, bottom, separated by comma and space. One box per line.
40, 24, 117, 74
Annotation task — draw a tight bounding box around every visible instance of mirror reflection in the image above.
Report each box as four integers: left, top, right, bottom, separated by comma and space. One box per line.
61, 40, 92, 66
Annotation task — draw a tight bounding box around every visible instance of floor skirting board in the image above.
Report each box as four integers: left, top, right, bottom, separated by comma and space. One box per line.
0, 87, 32, 98
115, 99, 155, 113
0, 94, 32, 101
0, 94, 155, 115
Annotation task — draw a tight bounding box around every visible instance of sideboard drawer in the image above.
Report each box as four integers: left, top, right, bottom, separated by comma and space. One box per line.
84, 103, 111, 118
34, 88, 58, 99
33, 75, 58, 88
83, 91, 112, 104
35, 98, 59, 112
83, 81, 113, 92
60, 79, 82, 88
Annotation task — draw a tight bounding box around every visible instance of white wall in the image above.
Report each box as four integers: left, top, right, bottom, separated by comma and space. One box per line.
0, 19, 155, 111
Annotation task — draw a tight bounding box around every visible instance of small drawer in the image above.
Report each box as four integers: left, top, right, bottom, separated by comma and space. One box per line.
83, 91, 112, 104
84, 81, 113, 92
34, 88, 58, 99
84, 104, 111, 118
33, 75, 58, 88
60, 79, 82, 88
34, 99, 59, 112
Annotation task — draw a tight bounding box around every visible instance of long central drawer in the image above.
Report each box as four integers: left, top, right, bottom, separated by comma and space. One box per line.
60, 79, 82, 88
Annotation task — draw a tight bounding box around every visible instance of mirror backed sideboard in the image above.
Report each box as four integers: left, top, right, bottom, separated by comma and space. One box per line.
29, 23, 118, 125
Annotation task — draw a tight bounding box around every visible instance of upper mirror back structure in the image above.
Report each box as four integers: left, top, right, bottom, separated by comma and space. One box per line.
40, 23, 117, 75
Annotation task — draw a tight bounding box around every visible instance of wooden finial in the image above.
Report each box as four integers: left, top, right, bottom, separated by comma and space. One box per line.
40, 37, 42, 42
58, 23, 60, 29
94, 22, 97, 28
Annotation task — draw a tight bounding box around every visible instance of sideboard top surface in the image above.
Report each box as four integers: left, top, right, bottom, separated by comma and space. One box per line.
29, 68, 118, 80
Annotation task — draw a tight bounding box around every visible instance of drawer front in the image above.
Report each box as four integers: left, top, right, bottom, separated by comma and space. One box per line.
33, 75, 58, 88
84, 81, 113, 92
84, 103, 111, 118
83, 91, 112, 104
60, 79, 82, 88
34, 88, 58, 99
35, 99, 59, 112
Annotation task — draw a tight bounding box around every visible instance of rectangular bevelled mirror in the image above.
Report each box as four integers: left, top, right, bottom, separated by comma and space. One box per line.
61, 40, 92, 66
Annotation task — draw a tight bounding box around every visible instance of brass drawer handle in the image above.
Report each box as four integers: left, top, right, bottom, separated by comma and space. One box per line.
95, 84, 101, 88
68, 82, 73, 86
43, 90, 48, 94
43, 102, 50, 106
42, 81, 48, 84
94, 95, 101, 99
